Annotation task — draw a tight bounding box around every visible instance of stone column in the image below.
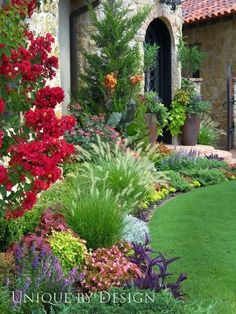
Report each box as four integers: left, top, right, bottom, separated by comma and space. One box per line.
30, 0, 62, 116
189, 78, 203, 96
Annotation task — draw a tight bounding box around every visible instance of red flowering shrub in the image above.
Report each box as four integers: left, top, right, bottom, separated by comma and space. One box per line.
81, 245, 142, 292
0, 1, 75, 219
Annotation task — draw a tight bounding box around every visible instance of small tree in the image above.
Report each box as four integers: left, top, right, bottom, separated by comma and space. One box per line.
76, 0, 150, 114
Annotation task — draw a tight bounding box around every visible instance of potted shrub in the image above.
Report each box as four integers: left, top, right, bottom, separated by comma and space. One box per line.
140, 92, 169, 145
178, 37, 205, 79
181, 93, 211, 145
169, 80, 210, 146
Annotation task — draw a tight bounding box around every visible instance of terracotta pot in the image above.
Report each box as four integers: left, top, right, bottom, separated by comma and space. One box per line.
145, 113, 157, 145
181, 114, 200, 146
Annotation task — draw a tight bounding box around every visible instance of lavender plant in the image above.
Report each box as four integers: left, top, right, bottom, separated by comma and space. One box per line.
128, 237, 187, 299
9, 242, 79, 313
159, 150, 228, 172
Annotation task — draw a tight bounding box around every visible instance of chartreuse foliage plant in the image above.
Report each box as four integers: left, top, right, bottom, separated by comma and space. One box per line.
0, 0, 75, 219
48, 230, 87, 272
169, 89, 189, 136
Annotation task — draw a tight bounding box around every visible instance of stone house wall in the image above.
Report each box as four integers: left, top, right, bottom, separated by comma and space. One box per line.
183, 17, 236, 149
30, 0, 183, 116
74, 0, 183, 98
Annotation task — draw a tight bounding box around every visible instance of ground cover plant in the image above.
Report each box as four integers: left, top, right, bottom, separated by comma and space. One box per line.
149, 181, 236, 314
156, 150, 232, 190
51, 288, 215, 314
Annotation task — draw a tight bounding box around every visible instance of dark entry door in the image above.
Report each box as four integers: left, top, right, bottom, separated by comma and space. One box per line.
145, 19, 172, 143
226, 63, 234, 150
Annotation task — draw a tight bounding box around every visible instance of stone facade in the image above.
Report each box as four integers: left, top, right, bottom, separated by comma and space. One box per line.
30, 0, 182, 117
184, 17, 236, 149
74, 0, 183, 98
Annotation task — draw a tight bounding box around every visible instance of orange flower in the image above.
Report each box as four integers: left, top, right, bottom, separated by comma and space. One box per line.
104, 72, 117, 89
129, 74, 143, 86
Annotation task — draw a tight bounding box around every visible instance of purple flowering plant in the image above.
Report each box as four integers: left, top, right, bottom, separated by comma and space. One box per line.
8, 241, 79, 311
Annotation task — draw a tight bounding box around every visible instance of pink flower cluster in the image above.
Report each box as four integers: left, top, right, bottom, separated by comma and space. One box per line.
82, 245, 142, 292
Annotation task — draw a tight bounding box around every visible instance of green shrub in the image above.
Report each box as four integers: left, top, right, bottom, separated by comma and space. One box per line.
34, 179, 77, 213
159, 153, 228, 172
0, 286, 12, 314
164, 171, 192, 192
48, 230, 87, 272
181, 169, 226, 186
53, 288, 215, 314
198, 115, 226, 146
61, 186, 126, 250
0, 207, 42, 251
178, 37, 205, 77
79, 140, 167, 213
76, 0, 150, 113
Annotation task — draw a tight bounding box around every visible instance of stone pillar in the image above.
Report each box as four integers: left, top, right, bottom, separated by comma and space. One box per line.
30, 0, 62, 116
189, 78, 203, 96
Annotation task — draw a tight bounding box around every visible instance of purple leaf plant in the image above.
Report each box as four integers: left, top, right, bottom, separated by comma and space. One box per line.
128, 236, 188, 299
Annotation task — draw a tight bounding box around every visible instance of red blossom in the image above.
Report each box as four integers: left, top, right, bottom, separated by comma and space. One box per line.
0, 165, 8, 184
34, 86, 64, 109
0, 98, 4, 113
22, 191, 37, 210
0, 1, 76, 219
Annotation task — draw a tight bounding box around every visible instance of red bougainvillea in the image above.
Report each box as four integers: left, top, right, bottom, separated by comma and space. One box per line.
0, 0, 76, 219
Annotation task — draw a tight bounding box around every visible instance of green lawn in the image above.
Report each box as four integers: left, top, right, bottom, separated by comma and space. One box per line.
149, 181, 236, 314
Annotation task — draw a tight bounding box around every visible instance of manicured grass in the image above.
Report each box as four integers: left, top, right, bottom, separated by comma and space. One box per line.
149, 181, 236, 314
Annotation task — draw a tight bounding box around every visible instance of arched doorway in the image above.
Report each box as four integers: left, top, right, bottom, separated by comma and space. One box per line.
145, 19, 172, 143
145, 18, 172, 106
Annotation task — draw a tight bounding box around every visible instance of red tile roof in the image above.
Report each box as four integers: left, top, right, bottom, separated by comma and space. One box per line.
182, 0, 236, 25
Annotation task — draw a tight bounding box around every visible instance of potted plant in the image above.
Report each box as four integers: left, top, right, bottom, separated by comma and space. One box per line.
140, 92, 169, 145
178, 37, 205, 79
181, 93, 211, 145
169, 80, 210, 146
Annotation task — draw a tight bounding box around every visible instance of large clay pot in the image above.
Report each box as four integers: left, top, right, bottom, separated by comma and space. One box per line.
181, 114, 200, 146
145, 113, 157, 145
